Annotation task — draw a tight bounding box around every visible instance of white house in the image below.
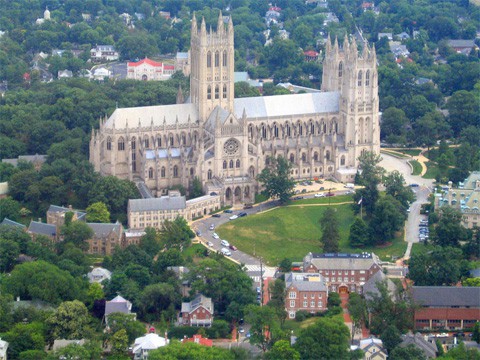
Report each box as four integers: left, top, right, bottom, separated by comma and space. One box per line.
132, 333, 168, 360
0, 338, 8, 360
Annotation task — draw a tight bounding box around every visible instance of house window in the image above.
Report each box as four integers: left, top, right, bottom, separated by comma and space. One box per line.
338, 61, 343, 77
229, 160, 234, 168
289, 300, 295, 307
289, 292, 296, 299
310, 300, 315, 307
208, 170, 212, 179
118, 137, 125, 151
215, 51, 219, 67
318, 301, 323, 307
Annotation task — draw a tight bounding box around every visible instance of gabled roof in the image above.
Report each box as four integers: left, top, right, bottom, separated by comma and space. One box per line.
181, 294, 213, 314
363, 270, 396, 301
128, 57, 163, 67
47, 205, 87, 221
412, 286, 480, 308
105, 295, 132, 315
28, 221, 56, 237
87, 267, 112, 283
1, 217, 26, 229
304, 252, 380, 271
400, 332, 437, 358
285, 272, 328, 292
87, 222, 122, 238
133, 333, 168, 353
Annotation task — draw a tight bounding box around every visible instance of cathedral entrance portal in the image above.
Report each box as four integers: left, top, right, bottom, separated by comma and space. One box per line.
234, 186, 242, 203
225, 187, 232, 204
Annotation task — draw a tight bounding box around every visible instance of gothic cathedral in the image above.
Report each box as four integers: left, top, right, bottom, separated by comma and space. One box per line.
90, 13, 380, 205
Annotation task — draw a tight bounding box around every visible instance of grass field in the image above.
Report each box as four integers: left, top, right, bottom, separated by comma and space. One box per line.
409, 160, 423, 176
423, 161, 439, 179
396, 149, 422, 157
216, 198, 406, 265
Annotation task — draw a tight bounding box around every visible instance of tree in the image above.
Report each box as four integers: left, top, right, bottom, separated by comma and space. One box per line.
46, 342, 102, 360
348, 293, 367, 342
446, 90, 480, 135
3, 322, 46, 360
139, 227, 161, 256
234, 81, 261, 98
189, 176, 204, 199
86, 201, 110, 223
349, 217, 369, 247
268, 278, 287, 326
320, 208, 340, 252
294, 317, 350, 360
432, 207, 472, 247
106, 313, 147, 344
110, 329, 129, 356
369, 195, 406, 245
265, 340, 300, 360
278, 258, 292, 273
380, 107, 408, 144
3, 261, 85, 305
0, 196, 22, 222
390, 344, 427, 360
353, 152, 384, 216
159, 217, 195, 250
46, 300, 94, 340
472, 322, 480, 343
408, 246, 470, 286
245, 304, 285, 352
149, 341, 235, 360
138, 283, 180, 322
384, 171, 414, 209
60, 220, 94, 251
257, 156, 295, 204
380, 324, 402, 354
0, 239, 20, 272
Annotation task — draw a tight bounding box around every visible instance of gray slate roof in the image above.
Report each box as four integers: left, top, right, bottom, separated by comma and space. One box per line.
105, 295, 132, 316
47, 205, 86, 221
129, 196, 186, 212
304, 252, 380, 271
233, 91, 339, 119
285, 272, 328, 292
28, 221, 56, 237
181, 294, 213, 314
363, 270, 396, 301
412, 286, 480, 308
447, 39, 475, 48
87, 222, 122, 238
399, 332, 437, 358
1, 217, 26, 229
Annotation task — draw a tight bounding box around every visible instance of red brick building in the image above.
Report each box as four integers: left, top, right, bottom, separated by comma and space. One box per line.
412, 287, 480, 330
303, 253, 382, 294
179, 294, 213, 327
285, 272, 328, 319
182, 334, 213, 347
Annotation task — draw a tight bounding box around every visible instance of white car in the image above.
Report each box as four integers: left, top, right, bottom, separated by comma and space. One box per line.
212, 232, 219, 239
220, 247, 232, 256
206, 241, 214, 247
209, 224, 215, 230
229, 215, 238, 220
314, 193, 325, 198
221, 239, 230, 247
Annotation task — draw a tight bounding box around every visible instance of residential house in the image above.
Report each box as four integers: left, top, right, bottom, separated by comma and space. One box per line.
361, 2, 374, 11
0, 183, 7, 199
87, 267, 112, 284
304, 50, 319, 62
90, 45, 119, 62
323, 12, 339, 26
303, 252, 382, 294
158, 11, 171, 20
285, 272, 328, 319
398, 332, 437, 358
179, 294, 214, 327
233, 72, 263, 91
389, 42, 410, 58
395, 32, 410, 41
446, 39, 477, 55
0, 218, 26, 229
0, 338, 8, 360
132, 333, 168, 360
378, 33, 393, 41
128, 192, 221, 230
182, 334, 213, 347
412, 286, 480, 330
244, 264, 277, 288
434, 172, 480, 229
359, 337, 387, 360
124, 229, 146, 247
93, 67, 111, 81
167, 266, 190, 297
105, 295, 135, 324
27, 220, 57, 241
58, 70, 73, 79
86, 221, 124, 256
46, 205, 86, 230
127, 58, 175, 81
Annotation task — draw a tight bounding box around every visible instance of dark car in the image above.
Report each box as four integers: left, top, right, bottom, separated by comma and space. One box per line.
292, 196, 304, 200
224, 209, 233, 213
243, 204, 253, 209
229, 244, 238, 251
212, 214, 221, 218
238, 212, 247, 217
210, 192, 218, 196
326, 192, 335, 197
195, 230, 202, 236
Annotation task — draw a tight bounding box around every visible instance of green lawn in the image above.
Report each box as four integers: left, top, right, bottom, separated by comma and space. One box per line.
216, 199, 406, 265
409, 160, 423, 176
423, 161, 439, 179
397, 149, 422, 157
410, 242, 435, 257
381, 150, 410, 159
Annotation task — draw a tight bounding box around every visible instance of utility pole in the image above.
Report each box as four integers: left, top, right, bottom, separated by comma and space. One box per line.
260, 257, 263, 306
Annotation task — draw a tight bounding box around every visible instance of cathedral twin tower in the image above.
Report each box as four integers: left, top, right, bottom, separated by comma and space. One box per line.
90, 13, 379, 205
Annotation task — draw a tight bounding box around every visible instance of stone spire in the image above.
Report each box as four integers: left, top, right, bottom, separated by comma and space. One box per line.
191, 13, 197, 35
217, 11, 224, 33
176, 85, 184, 104
200, 17, 207, 37
228, 15, 234, 40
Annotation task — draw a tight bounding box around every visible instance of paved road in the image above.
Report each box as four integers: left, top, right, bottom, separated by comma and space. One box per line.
379, 153, 434, 259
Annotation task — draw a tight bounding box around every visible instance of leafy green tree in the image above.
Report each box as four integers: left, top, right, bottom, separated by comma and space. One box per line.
0, 293, 14, 332
0, 239, 20, 272
278, 258, 292, 273
369, 195, 406, 245
159, 217, 195, 250
380, 324, 402, 354
408, 246, 470, 286
86, 201, 110, 223
257, 156, 295, 204
320, 208, 340, 252
85, 282, 104, 309
268, 278, 287, 326
153, 248, 183, 275
390, 344, 426, 360
472, 322, 480, 343
188, 176, 204, 199
0, 197, 22, 222
149, 341, 235, 360
294, 316, 350, 360
138, 283, 180, 322
265, 340, 300, 360
384, 171, 415, 209
139, 227, 161, 256
110, 329, 129, 356
46, 300, 94, 340
46, 341, 102, 360
446, 90, 480, 135
3, 322, 46, 360
234, 81, 261, 98
380, 107, 408, 144
245, 304, 285, 352
18, 350, 47, 359
353, 152, 384, 216
106, 313, 145, 343
0, 162, 19, 182
60, 220, 94, 251
3, 261, 85, 305
432, 207, 472, 247
349, 217, 369, 247
462, 278, 480, 287
348, 293, 367, 341
438, 342, 480, 359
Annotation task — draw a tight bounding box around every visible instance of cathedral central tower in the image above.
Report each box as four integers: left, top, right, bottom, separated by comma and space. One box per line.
190, 12, 235, 122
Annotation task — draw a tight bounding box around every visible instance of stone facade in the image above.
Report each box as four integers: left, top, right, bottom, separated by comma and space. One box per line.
90, 13, 380, 206
127, 58, 175, 81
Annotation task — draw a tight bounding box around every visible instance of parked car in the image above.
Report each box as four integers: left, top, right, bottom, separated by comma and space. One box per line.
224, 209, 233, 213
238, 212, 247, 217
239, 327, 245, 333
209, 224, 215, 230
229, 244, 237, 251
410, 183, 419, 187
210, 192, 218, 196
212, 213, 221, 218
195, 230, 202, 236
326, 192, 335, 197
221, 239, 230, 247
206, 241, 214, 247
315, 193, 325, 198
212, 233, 219, 239
243, 204, 253, 209
292, 196, 304, 200
220, 248, 231, 256
229, 215, 238, 220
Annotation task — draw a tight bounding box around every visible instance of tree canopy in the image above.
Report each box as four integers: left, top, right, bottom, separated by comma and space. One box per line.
257, 156, 295, 204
